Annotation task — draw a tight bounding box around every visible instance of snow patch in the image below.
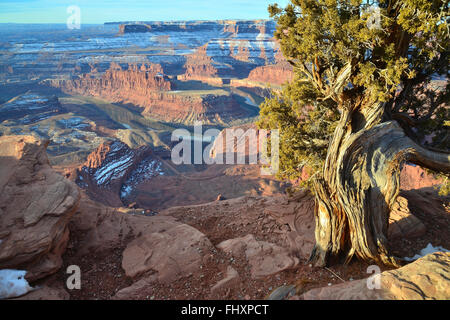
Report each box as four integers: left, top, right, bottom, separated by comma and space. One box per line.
94, 154, 134, 185
119, 157, 165, 201
0, 270, 34, 299
120, 185, 133, 199
244, 97, 257, 107
404, 243, 450, 262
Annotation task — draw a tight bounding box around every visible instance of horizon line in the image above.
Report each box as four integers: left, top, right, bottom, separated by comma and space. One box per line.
0, 18, 274, 25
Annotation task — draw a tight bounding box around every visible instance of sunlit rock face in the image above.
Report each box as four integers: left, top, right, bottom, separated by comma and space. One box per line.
247, 61, 294, 85
51, 63, 173, 94
47, 62, 248, 124
0, 135, 79, 282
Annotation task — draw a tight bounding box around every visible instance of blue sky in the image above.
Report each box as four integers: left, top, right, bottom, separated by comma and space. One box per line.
0, 0, 290, 23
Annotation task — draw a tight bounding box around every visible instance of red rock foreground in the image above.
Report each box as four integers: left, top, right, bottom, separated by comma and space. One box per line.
0, 136, 79, 282
298, 252, 450, 300
0, 136, 449, 300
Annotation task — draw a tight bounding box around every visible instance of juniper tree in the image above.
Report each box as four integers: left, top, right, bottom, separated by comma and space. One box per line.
258, 0, 449, 267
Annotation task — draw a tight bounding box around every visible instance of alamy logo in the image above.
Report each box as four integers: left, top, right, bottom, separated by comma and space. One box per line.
365, 6, 381, 30
66, 265, 81, 290
171, 122, 279, 175
67, 5, 81, 30
366, 265, 381, 290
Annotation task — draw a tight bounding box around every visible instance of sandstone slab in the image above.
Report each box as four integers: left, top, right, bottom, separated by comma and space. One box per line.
217, 234, 299, 279
122, 224, 214, 282
300, 252, 450, 300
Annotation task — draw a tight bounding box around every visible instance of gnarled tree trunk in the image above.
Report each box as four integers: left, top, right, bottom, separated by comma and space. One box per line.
309, 101, 450, 267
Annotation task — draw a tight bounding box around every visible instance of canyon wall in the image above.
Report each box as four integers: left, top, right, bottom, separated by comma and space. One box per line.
116, 20, 276, 35
246, 51, 294, 85
75, 140, 161, 207
139, 92, 246, 123
177, 45, 219, 81
48, 63, 247, 124
49, 63, 172, 96
247, 61, 294, 86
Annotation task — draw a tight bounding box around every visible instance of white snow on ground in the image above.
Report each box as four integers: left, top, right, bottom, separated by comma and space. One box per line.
0, 270, 33, 299
404, 243, 450, 262
109, 141, 124, 153
120, 185, 133, 199
94, 154, 134, 185
244, 97, 257, 107
120, 158, 165, 201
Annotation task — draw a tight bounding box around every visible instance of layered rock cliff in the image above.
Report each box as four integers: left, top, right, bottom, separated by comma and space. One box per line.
247, 61, 294, 85
47, 62, 248, 124
116, 20, 276, 35
246, 50, 294, 85
48, 63, 172, 96
178, 45, 219, 81
75, 140, 164, 207
140, 92, 247, 124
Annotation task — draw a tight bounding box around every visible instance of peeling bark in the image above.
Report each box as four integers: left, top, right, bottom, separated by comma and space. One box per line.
309, 104, 450, 267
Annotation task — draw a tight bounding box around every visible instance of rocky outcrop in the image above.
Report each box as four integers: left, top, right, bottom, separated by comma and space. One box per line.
0, 136, 79, 281
118, 24, 151, 34
246, 49, 293, 85
122, 224, 214, 281
299, 252, 450, 300
210, 266, 239, 294
76, 140, 164, 207
178, 44, 219, 81
263, 192, 316, 258
48, 62, 247, 124
62, 192, 221, 300
247, 60, 293, 85
48, 63, 172, 96
209, 123, 263, 163
139, 91, 247, 124
162, 193, 316, 257
68, 194, 181, 256
222, 20, 276, 35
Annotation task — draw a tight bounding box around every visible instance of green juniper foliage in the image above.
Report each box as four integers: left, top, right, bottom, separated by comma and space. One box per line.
258, 0, 449, 192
